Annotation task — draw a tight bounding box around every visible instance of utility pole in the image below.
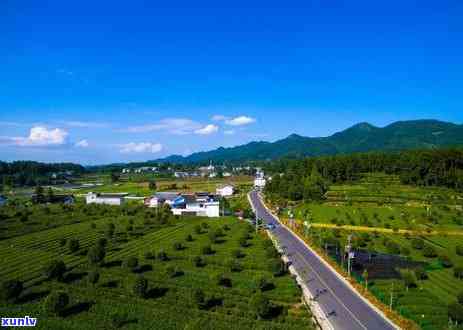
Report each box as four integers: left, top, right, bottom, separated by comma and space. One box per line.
345, 235, 352, 277
389, 282, 394, 310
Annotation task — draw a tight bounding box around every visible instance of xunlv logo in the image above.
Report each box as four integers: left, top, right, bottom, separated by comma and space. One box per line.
1, 316, 37, 327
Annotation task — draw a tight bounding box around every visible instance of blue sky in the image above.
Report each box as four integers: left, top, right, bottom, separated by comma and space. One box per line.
1, 1, 463, 165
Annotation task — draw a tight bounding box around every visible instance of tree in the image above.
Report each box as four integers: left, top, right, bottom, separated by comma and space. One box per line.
249, 293, 271, 319
400, 269, 417, 291
110, 171, 120, 183
448, 302, 463, 323
423, 245, 437, 258
216, 274, 232, 288
185, 234, 193, 242
44, 260, 66, 281
411, 238, 424, 250
192, 256, 205, 267
193, 289, 207, 309
302, 165, 328, 201
257, 277, 272, 291
124, 257, 139, 272
148, 181, 157, 191
1, 279, 23, 302
269, 259, 285, 276
201, 245, 213, 255
87, 271, 100, 285
133, 276, 148, 298
43, 291, 69, 316
46, 187, 54, 202
454, 266, 463, 279
68, 239, 80, 253
87, 245, 106, 265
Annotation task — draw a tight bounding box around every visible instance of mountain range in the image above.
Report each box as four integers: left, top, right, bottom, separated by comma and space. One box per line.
157, 119, 463, 164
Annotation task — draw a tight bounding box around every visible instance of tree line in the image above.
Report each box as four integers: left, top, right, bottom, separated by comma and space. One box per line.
264, 148, 463, 202
0, 161, 85, 188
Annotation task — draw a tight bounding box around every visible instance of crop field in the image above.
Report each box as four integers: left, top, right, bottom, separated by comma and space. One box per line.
0, 202, 312, 329
278, 173, 463, 330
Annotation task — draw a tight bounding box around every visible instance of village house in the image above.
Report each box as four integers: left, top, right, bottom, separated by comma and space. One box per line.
144, 192, 180, 208
216, 184, 234, 197
85, 192, 127, 206
170, 193, 220, 217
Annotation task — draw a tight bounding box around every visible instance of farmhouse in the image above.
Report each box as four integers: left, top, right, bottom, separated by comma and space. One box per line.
144, 192, 180, 208
216, 184, 234, 197
254, 172, 266, 189
85, 192, 127, 206
171, 193, 220, 217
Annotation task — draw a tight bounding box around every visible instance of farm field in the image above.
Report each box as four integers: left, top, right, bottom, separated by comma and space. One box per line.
273, 173, 463, 330
0, 203, 313, 329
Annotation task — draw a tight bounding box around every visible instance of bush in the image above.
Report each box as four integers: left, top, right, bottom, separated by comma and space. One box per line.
90, 222, 97, 229
68, 239, 80, 253
448, 302, 463, 323
400, 269, 417, 290
201, 245, 213, 255
269, 259, 286, 276
133, 276, 148, 298
423, 245, 437, 258
185, 234, 193, 242
456, 245, 463, 256
124, 257, 139, 271
144, 251, 155, 260
400, 247, 411, 256
1, 279, 23, 302
208, 231, 217, 243
223, 224, 230, 231
194, 225, 202, 234
193, 289, 206, 309
229, 260, 242, 272
216, 274, 232, 288
157, 250, 168, 261
173, 242, 184, 251
457, 291, 463, 305
239, 237, 248, 248
257, 277, 273, 291
454, 266, 463, 279
87, 271, 100, 285
201, 222, 209, 229
192, 256, 206, 267
44, 260, 66, 281
231, 249, 244, 259
386, 241, 400, 255
249, 293, 271, 319
87, 245, 106, 265
43, 291, 69, 316
411, 238, 424, 250
97, 238, 107, 247
111, 312, 130, 328
439, 254, 453, 268
126, 224, 133, 232
59, 238, 67, 247
414, 267, 428, 280
214, 228, 224, 237
166, 266, 183, 278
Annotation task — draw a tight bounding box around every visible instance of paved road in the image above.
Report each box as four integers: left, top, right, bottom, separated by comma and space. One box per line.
249, 191, 396, 330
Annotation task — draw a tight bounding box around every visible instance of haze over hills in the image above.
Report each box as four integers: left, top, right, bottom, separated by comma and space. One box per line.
157, 119, 463, 164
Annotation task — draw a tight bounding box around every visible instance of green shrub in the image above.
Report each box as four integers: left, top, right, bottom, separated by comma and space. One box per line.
257, 277, 272, 291
173, 242, 184, 251
448, 302, 463, 323
110, 312, 130, 328
59, 238, 67, 247
124, 257, 139, 272
133, 276, 148, 298
456, 245, 463, 256
166, 266, 183, 278
201, 245, 213, 255
269, 259, 286, 276
239, 237, 248, 247
439, 254, 453, 268
411, 238, 424, 250
97, 238, 107, 247
194, 225, 202, 234
1, 279, 23, 302
87, 271, 100, 285
87, 245, 106, 265
193, 289, 206, 309
400, 269, 417, 290
231, 249, 244, 259
216, 274, 232, 288
228, 260, 242, 272
43, 291, 69, 316
249, 293, 271, 319
457, 291, 463, 304
192, 256, 206, 267
44, 260, 66, 281
157, 250, 168, 261
414, 267, 428, 280
454, 266, 463, 279
144, 251, 155, 260
423, 245, 437, 258
185, 234, 193, 242
68, 239, 80, 253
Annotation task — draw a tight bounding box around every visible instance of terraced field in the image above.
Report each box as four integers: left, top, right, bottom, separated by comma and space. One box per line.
0, 203, 312, 329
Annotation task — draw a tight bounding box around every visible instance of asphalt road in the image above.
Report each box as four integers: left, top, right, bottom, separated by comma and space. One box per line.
249, 191, 396, 330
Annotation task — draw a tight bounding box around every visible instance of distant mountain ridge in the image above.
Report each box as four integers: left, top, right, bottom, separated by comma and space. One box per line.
157, 119, 463, 164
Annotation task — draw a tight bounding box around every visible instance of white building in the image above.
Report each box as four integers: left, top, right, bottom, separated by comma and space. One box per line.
144, 192, 180, 208
216, 184, 234, 197
171, 194, 220, 217
254, 171, 266, 189
85, 192, 127, 206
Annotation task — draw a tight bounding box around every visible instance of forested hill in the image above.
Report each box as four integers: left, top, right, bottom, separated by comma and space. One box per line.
157, 119, 463, 164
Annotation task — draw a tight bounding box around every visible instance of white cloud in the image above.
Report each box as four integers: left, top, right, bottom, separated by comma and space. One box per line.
212, 115, 229, 121
224, 129, 235, 135
75, 139, 89, 148
10, 126, 68, 146
120, 142, 163, 154
195, 124, 219, 135
125, 118, 202, 135
61, 121, 109, 128
225, 116, 256, 126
